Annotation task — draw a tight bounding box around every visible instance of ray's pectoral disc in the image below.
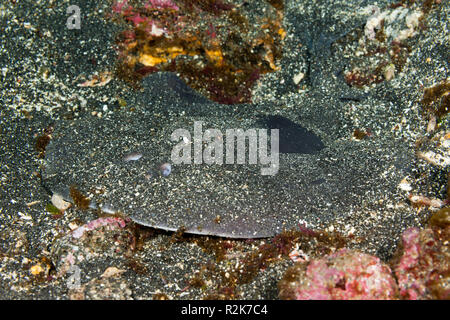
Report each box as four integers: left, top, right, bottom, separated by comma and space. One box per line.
42, 74, 408, 238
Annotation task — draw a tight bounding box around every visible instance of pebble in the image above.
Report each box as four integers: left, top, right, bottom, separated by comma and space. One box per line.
123, 152, 143, 162
51, 193, 71, 211
100, 203, 117, 214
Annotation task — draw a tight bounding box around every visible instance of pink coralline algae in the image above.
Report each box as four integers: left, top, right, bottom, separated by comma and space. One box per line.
393, 224, 450, 300
278, 248, 398, 300
113, 0, 179, 13
72, 217, 127, 239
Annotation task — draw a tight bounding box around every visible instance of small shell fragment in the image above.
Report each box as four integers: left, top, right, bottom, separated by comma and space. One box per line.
398, 178, 412, 192
427, 115, 436, 133
383, 64, 395, 81
293, 72, 305, 85
51, 193, 71, 211
408, 194, 444, 208
417, 151, 450, 167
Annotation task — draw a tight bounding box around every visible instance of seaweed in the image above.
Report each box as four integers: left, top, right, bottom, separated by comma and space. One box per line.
35, 125, 54, 158
421, 79, 450, 119
69, 185, 90, 210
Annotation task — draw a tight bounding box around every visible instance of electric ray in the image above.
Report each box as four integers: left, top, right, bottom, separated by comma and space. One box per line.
43, 72, 412, 238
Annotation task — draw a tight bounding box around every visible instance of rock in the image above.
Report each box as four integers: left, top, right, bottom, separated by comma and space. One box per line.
278, 248, 398, 300
51, 217, 133, 280
392, 221, 449, 300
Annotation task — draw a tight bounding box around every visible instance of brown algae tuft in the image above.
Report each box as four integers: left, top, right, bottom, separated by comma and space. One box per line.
69, 185, 91, 210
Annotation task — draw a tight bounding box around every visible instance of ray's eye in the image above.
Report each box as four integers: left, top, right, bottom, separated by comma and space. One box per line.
160, 163, 172, 177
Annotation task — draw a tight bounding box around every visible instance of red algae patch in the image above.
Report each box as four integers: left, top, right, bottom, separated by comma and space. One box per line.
392, 210, 450, 300
111, 0, 285, 104
278, 208, 450, 300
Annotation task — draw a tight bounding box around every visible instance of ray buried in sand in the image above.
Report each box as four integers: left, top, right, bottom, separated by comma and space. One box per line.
170, 121, 280, 175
